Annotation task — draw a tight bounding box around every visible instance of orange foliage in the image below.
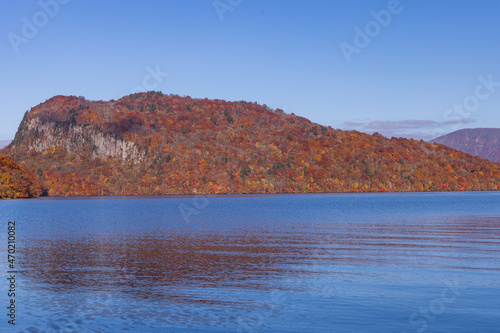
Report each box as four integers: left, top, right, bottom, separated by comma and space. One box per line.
2, 92, 500, 197
0, 154, 45, 198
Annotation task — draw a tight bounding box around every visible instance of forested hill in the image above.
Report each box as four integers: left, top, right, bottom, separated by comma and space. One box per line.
0, 154, 45, 199
1, 92, 500, 196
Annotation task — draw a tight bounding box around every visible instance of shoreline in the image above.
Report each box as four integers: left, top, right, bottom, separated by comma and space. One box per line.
2, 190, 499, 201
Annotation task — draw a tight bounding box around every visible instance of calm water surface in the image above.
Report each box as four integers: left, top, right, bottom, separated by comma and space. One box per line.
1, 192, 499, 332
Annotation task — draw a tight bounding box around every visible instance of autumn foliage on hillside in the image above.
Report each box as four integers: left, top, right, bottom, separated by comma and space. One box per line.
2, 92, 500, 197
0, 154, 45, 198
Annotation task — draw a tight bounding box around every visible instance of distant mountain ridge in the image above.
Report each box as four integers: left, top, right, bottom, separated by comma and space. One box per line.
1, 92, 500, 196
0, 140, 11, 149
430, 128, 500, 163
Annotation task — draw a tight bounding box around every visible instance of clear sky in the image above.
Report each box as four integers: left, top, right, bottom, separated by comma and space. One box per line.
1, 0, 499, 141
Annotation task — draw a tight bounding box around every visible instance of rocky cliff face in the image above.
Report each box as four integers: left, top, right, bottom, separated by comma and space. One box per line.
430, 128, 500, 163
11, 106, 145, 163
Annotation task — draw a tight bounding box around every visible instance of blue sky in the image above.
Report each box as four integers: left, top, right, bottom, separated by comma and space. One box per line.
1, 0, 499, 141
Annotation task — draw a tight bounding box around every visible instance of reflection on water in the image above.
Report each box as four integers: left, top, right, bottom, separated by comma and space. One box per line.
1, 193, 500, 332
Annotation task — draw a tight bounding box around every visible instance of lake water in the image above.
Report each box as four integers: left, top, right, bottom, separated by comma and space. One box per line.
1, 192, 499, 332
